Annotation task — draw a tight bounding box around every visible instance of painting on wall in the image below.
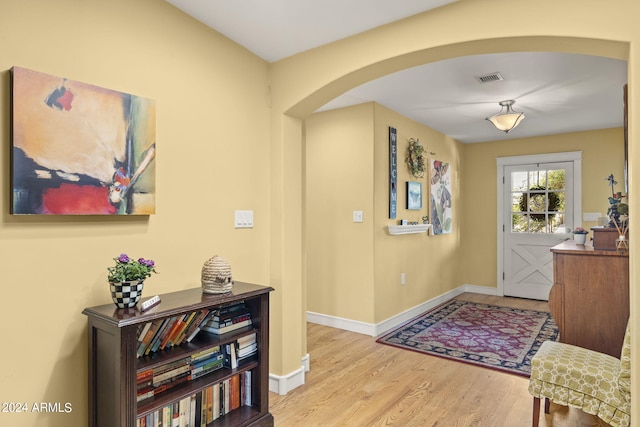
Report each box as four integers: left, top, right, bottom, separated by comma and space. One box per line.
429, 159, 452, 234
406, 181, 422, 210
11, 66, 156, 215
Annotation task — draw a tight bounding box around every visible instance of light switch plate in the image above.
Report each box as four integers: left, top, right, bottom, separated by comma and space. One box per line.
353, 210, 363, 223
235, 210, 254, 228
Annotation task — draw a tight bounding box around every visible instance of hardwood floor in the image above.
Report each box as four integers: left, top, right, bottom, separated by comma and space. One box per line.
269, 293, 609, 426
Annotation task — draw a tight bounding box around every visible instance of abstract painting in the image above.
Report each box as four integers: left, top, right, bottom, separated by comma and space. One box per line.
11, 66, 156, 215
429, 159, 452, 234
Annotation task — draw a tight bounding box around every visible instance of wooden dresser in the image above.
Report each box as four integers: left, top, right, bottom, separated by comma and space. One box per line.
549, 240, 629, 358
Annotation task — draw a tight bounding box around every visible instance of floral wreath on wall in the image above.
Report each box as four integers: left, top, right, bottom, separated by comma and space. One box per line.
406, 138, 434, 178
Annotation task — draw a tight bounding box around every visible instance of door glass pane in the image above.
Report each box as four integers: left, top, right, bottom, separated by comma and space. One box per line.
511, 172, 528, 191
528, 192, 546, 213
529, 170, 546, 187
511, 192, 524, 212
547, 170, 566, 190
511, 167, 567, 234
511, 213, 528, 232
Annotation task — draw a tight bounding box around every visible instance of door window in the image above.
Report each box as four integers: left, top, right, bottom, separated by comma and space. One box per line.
510, 169, 568, 233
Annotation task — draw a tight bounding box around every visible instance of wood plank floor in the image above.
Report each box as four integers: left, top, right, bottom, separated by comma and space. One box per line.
269, 293, 609, 426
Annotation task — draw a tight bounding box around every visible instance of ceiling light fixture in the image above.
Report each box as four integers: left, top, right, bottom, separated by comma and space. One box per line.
486, 100, 525, 133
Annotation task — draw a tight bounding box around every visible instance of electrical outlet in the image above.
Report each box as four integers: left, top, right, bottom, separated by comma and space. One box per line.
353, 210, 363, 223
400, 273, 406, 285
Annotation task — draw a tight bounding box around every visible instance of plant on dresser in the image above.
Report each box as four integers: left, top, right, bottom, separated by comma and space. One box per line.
82, 282, 274, 427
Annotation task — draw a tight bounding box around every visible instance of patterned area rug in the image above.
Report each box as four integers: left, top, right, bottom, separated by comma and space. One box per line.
376, 299, 558, 376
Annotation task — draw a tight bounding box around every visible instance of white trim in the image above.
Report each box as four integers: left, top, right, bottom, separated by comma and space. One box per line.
463, 284, 499, 296
496, 151, 582, 297
306, 311, 377, 336
306, 284, 498, 337
269, 364, 305, 395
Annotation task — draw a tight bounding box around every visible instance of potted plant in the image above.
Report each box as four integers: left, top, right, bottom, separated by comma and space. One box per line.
573, 227, 588, 245
108, 254, 157, 308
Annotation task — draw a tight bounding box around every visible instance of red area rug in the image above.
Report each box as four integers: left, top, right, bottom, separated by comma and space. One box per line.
376, 299, 558, 376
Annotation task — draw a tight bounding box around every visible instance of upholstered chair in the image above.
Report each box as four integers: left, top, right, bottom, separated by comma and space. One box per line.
528, 321, 631, 427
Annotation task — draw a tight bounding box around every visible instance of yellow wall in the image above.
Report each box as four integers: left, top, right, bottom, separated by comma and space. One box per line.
305, 103, 463, 324
0, 1, 270, 425
306, 103, 376, 322
306, 102, 464, 324
373, 104, 464, 323
462, 128, 625, 287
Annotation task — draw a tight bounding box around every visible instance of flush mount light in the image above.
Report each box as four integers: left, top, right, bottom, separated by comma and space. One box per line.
486, 100, 525, 133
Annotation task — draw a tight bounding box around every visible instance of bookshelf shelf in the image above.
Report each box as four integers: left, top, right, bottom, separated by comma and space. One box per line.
83, 282, 274, 427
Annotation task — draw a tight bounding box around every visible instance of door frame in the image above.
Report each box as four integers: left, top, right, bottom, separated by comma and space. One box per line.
496, 151, 582, 296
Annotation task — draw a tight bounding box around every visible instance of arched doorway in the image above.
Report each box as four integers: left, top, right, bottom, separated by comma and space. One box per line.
268, 34, 630, 395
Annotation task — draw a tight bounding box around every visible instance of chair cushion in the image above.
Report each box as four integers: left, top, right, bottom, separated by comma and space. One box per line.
528, 340, 630, 427
618, 321, 631, 402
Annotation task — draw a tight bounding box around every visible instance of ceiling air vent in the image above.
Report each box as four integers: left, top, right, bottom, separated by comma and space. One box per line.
475, 72, 504, 84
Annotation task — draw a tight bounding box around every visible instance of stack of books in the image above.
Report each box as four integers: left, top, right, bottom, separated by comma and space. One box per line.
200, 301, 252, 335
236, 333, 257, 362
137, 346, 226, 403
137, 356, 192, 402
189, 346, 224, 380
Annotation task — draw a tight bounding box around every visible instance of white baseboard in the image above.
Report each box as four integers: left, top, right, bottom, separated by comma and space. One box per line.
463, 284, 499, 296
269, 363, 306, 395
306, 284, 498, 337
306, 311, 376, 336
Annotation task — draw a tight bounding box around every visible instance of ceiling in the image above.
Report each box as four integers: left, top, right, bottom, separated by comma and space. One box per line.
165, 0, 628, 144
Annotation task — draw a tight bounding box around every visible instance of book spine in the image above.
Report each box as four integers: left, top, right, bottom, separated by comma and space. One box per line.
164, 314, 188, 350
181, 309, 210, 344
201, 319, 252, 335
190, 345, 221, 362
212, 383, 220, 420
244, 370, 252, 406
153, 364, 190, 386
189, 364, 223, 380
206, 385, 214, 423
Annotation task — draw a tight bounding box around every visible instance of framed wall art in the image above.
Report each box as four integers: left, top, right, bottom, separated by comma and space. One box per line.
11, 66, 156, 215
406, 181, 422, 210
429, 159, 452, 234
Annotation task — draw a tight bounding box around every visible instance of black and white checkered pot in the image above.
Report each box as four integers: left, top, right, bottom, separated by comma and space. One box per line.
110, 280, 145, 308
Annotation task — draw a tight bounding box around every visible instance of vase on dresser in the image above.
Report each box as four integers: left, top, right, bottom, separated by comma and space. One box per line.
573, 233, 587, 245
109, 280, 145, 308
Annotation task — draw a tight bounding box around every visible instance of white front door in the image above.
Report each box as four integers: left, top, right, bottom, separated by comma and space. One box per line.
499, 153, 581, 300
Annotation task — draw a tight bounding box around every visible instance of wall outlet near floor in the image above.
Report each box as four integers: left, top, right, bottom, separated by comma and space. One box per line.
400, 273, 406, 285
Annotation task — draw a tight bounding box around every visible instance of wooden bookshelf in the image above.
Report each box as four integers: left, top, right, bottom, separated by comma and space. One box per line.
83, 282, 274, 427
